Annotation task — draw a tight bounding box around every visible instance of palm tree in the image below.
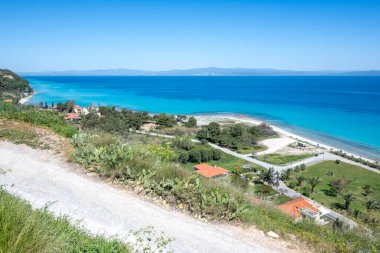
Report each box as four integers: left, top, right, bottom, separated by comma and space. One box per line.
307, 177, 321, 194
260, 167, 275, 185
365, 199, 379, 218
343, 193, 354, 210
296, 176, 305, 186
362, 184, 373, 196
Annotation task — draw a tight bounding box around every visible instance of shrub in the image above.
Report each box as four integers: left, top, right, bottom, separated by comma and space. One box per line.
212, 149, 222, 160
178, 151, 189, 163
0, 101, 77, 137
172, 136, 194, 150
200, 148, 213, 162
188, 149, 202, 163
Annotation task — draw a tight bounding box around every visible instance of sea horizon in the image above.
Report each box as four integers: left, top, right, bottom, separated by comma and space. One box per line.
25, 75, 380, 161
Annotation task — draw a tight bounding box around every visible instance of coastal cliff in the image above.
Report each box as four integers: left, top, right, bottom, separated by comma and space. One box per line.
0, 69, 33, 102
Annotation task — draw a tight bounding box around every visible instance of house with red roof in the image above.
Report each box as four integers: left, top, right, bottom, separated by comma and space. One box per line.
64, 113, 81, 122
278, 197, 321, 221
194, 163, 229, 178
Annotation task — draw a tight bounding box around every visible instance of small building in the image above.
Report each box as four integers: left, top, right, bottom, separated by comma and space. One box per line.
73, 105, 82, 114
194, 164, 229, 178
141, 122, 158, 132
278, 197, 321, 222
64, 113, 81, 122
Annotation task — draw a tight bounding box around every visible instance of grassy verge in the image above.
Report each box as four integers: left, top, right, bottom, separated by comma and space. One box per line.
71, 131, 379, 252
285, 161, 380, 231
0, 128, 47, 149
259, 153, 314, 165
0, 101, 77, 137
0, 187, 130, 253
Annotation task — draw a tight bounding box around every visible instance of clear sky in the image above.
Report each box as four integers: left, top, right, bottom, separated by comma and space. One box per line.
1, 0, 380, 72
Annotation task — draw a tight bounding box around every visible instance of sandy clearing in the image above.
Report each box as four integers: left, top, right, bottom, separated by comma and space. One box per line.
0, 141, 308, 253
256, 137, 296, 155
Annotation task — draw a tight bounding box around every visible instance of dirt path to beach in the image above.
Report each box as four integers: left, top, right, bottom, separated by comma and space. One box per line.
0, 141, 308, 253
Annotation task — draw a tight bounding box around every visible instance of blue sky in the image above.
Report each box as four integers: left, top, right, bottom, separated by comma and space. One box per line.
1, 0, 380, 71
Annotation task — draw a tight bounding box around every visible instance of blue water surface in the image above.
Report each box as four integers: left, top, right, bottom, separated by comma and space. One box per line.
25, 76, 380, 160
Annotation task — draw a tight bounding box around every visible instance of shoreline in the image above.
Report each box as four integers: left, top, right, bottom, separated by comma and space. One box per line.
193, 113, 379, 163
18, 91, 36, 104
17, 86, 378, 163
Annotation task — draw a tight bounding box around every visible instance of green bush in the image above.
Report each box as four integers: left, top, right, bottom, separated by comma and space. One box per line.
0, 187, 130, 253
0, 101, 77, 137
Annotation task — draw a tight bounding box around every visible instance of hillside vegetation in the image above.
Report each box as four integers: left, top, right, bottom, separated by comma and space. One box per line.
0, 101, 77, 137
0, 69, 32, 102
1, 100, 380, 252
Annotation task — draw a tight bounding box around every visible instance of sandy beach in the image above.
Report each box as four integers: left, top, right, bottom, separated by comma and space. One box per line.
18, 92, 35, 104
194, 114, 379, 163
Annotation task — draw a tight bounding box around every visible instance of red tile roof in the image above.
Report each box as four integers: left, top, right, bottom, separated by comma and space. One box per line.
194, 163, 229, 178
73, 105, 81, 109
64, 113, 81, 120
278, 197, 319, 219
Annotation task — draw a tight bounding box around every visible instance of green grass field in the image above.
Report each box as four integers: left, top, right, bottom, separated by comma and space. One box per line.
286, 160, 380, 228
236, 145, 267, 154
259, 153, 313, 165
183, 151, 264, 172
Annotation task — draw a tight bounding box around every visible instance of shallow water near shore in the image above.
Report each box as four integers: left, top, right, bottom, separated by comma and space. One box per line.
25, 76, 380, 160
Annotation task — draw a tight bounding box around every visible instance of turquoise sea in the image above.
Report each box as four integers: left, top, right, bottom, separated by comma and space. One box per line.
25, 76, 380, 161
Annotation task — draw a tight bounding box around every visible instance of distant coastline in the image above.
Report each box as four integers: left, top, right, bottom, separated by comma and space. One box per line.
19, 67, 380, 76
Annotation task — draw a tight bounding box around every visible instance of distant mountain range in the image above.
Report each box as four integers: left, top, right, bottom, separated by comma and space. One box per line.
19, 67, 380, 76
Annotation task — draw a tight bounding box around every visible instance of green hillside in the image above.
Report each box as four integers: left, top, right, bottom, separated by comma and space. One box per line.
0, 69, 33, 102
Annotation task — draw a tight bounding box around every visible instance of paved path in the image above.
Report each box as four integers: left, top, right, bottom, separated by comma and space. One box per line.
0, 141, 304, 253
136, 131, 371, 228
137, 131, 379, 174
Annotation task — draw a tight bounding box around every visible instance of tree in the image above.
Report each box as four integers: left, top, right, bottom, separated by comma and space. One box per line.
296, 176, 305, 186
56, 102, 64, 112
207, 122, 221, 139
153, 113, 176, 128
352, 209, 360, 218
184, 116, 197, 128
200, 149, 213, 162
362, 184, 373, 196
260, 168, 275, 185
172, 136, 194, 150
212, 149, 222, 160
178, 152, 189, 163
343, 193, 354, 210
280, 169, 292, 181
188, 150, 202, 163
307, 177, 321, 194
333, 219, 343, 230
274, 171, 280, 187
365, 199, 379, 218
196, 128, 209, 140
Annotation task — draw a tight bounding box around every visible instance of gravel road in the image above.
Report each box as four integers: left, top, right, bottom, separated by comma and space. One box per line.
0, 141, 307, 253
